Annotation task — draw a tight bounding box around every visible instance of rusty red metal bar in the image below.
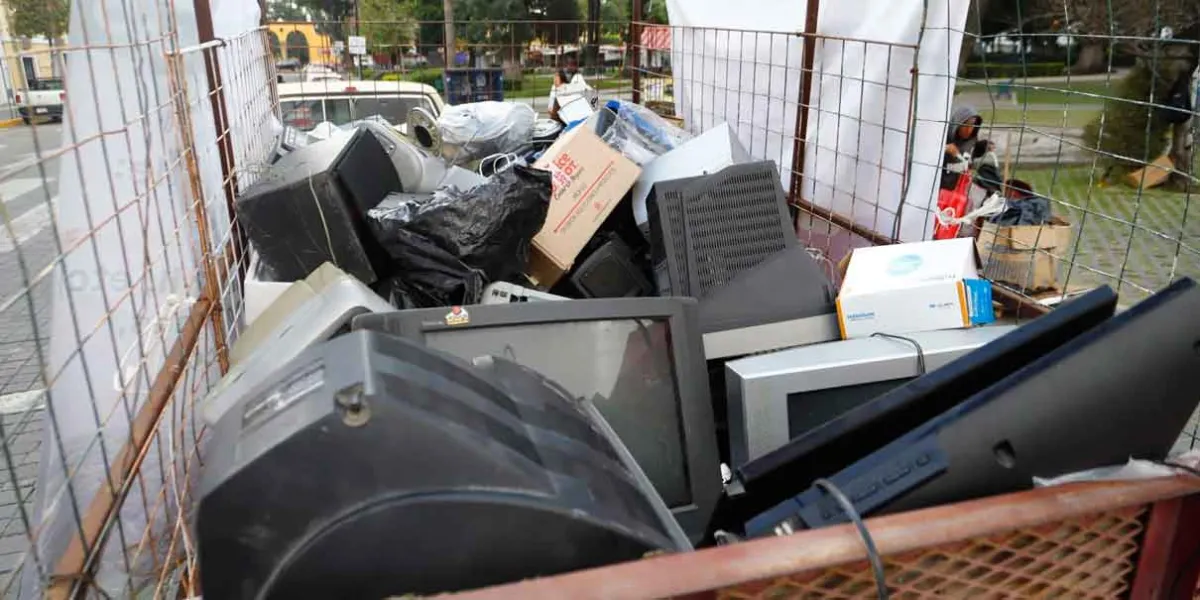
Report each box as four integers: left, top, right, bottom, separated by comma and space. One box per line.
443, 477, 1200, 600
47, 298, 214, 600
630, 0, 643, 104
788, 0, 821, 206
1131, 492, 1200, 599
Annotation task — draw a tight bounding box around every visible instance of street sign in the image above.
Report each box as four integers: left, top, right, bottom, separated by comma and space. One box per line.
348, 36, 367, 56
333, 40, 345, 54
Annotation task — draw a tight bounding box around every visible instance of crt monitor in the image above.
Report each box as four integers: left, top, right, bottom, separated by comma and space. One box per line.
748, 279, 1198, 536
729, 285, 1119, 523
724, 325, 1017, 468
351, 297, 721, 541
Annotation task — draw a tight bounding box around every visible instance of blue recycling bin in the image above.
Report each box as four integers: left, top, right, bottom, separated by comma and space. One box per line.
443, 68, 504, 105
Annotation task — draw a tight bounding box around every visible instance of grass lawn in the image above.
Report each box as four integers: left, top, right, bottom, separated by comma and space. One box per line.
982, 106, 1100, 129
1013, 165, 1200, 301
506, 74, 631, 99
957, 79, 1120, 106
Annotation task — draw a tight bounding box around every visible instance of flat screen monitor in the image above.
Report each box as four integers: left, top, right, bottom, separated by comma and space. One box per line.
351, 297, 720, 540
730, 285, 1119, 524
749, 278, 1200, 536
724, 326, 1017, 468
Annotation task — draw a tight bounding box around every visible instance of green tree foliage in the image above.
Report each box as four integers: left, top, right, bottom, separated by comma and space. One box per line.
297, 0, 356, 39
530, 0, 581, 44
600, 0, 627, 41
1082, 65, 1172, 177
267, 0, 310, 21
7, 0, 69, 40
360, 0, 417, 61
454, 0, 533, 60
642, 0, 668, 24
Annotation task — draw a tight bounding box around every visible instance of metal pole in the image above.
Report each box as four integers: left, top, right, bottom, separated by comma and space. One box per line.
631, 0, 643, 104
788, 0, 820, 208
443, 0, 455, 68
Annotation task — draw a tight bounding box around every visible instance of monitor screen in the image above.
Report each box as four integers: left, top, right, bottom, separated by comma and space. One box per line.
424, 318, 691, 507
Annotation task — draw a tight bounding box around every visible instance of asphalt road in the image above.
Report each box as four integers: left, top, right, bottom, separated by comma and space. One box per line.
0, 121, 60, 591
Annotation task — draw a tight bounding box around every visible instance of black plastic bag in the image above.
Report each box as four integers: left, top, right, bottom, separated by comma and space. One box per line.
370, 165, 552, 282
368, 227, 486, 308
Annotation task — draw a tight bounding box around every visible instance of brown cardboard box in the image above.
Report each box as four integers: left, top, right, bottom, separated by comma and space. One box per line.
976, 216, 1073, 291
527, 127, 641, 287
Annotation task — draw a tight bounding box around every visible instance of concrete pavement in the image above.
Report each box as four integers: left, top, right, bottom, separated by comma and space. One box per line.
0, 121, 60, 591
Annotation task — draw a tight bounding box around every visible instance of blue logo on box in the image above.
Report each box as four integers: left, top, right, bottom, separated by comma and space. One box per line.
887, 254, 923, 276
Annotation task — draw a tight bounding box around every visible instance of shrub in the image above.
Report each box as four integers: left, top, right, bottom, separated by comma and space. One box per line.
1082, 65, 1171, 178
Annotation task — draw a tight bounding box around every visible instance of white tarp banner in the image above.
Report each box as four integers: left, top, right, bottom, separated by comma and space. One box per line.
21, 1, 263, 596
665, 0, 969, 242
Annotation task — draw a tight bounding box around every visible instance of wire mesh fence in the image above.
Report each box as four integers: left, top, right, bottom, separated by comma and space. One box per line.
0, 5, 1195, 597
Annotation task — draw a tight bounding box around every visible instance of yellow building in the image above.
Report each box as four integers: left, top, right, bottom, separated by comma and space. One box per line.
0, 3, 61, 100
267, 22, 338, 67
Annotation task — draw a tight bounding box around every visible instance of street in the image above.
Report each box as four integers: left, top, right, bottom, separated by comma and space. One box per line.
0, 121, 60, 590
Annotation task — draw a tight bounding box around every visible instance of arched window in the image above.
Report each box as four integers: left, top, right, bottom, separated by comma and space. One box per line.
285, 30, 310, 65
268, 31, 282, 60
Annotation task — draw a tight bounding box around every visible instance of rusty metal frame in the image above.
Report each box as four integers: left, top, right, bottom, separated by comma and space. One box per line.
444, 477, 1200, 599
45, 11, 243, 598
1131, 492, 1200, 599
787, 0, 820, 208
630, 0, 643, 105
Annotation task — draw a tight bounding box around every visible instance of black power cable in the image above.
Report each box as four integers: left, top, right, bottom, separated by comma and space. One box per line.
871, 332, 927, 375
814, 478, 890, 600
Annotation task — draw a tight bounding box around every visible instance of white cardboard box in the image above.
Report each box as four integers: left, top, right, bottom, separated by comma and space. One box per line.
836, 238, 994, 339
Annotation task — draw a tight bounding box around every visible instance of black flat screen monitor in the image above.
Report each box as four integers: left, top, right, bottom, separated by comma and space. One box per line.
351, 297, 720, 541
748, 279, 1200, 536
729, 285, 1119, 523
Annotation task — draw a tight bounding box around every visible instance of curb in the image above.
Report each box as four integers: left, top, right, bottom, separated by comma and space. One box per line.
0, 118, 23, 129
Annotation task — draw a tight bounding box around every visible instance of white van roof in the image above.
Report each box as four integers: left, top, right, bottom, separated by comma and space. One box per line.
277, 80, 437, 97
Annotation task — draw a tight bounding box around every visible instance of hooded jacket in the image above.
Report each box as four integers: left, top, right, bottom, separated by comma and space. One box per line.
946, 105, 983, 155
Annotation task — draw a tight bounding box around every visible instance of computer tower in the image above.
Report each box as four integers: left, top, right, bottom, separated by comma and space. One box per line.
198, 330, 687, 600
238, 127, 401, 284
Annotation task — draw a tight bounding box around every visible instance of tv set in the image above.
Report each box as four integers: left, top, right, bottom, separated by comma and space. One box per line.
746, 280, 1200, 536
351, 298, 721, 540
729, 285, 1119, 525
725, 326, 1017, 468
198, 330, 689, 599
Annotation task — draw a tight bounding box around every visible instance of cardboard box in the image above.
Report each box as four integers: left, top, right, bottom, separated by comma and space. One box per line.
977, 216, 1073, 291
528, 127, 641, 287
836, 238, 994, 339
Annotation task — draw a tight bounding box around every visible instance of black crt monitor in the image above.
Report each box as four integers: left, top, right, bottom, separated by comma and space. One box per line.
747, 279, 1200, 536
351, 297, 721, 540
728, 285, 1119, 524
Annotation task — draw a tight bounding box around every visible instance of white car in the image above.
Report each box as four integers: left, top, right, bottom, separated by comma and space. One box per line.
16, 78, 65, 123
277, 80, 445, 134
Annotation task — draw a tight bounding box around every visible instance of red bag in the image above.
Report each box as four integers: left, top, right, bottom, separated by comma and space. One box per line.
933, 172, 971, 240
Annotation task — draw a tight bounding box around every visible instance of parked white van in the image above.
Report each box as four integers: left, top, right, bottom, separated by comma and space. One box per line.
277, 80, 445, 133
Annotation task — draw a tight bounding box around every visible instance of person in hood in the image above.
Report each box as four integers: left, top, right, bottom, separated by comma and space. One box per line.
942, 105, 984, 189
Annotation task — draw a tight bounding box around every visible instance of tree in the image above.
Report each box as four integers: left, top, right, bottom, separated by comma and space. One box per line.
454, 0, 533, 64
642, 0, 668, 24
6, 0, 68, 79
267, 0, 310, 21
529, 0, 581, 46
1029, 0, 1199, 74
599, 0, 627, 43
360, 0, 418, 65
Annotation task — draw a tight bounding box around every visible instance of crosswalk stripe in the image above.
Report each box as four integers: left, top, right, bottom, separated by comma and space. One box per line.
0, 390, 44, 415
0, 178, 47, 204
0, 197, 56, 253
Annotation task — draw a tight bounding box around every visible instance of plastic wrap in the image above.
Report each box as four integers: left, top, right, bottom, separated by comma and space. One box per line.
366, 165, 552, 302
438, 101, 537, 164
599, 100, 692, 166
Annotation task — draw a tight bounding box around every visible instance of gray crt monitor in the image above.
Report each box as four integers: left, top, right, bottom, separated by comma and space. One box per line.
725, 325, 1017, 467
351, 297, 720, 541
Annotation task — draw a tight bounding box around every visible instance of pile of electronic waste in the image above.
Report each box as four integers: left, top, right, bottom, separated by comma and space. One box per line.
195, 96, 1200, 599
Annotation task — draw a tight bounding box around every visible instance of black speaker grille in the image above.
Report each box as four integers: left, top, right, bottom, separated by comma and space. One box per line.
649, 162, 794, 298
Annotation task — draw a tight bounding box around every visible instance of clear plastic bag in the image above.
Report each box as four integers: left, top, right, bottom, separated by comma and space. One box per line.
438, 101, 537, 165
599, 100, 691, 166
